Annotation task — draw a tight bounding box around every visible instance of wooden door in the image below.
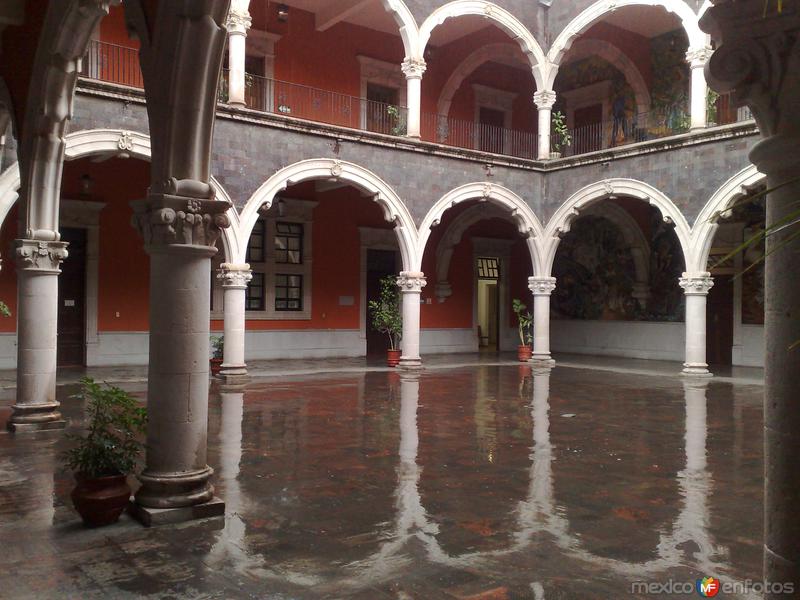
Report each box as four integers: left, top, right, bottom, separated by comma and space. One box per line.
478, 107, 505, 154
58, 227, 87, 367
707, 275, 734, 366
573, 104, 603, 154
366, 249, 398, 356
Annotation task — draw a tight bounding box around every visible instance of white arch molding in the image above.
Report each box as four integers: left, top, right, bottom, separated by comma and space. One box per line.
417, 2, 547, 87
0, 129, 241, 262
559, 38, 652, 115
238, 158, 419, 270
542, 178, 692, 275
379, 0, 421, 60
546, 0, 705, 84
418, 182, 545, 274
689, 164, 765, 273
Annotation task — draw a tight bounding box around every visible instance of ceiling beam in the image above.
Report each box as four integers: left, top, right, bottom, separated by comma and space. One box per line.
316, 0, 372, 32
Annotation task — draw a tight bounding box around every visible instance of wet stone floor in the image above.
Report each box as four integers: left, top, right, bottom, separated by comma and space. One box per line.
0, 364, 764, 599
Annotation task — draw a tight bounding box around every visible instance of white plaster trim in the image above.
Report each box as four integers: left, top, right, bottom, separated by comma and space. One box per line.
420, 327, 476, 353
238, 158, 419, 271
551, 319, 685, 361
418, 182, 545, 273
546, 0, 706, 83
417, 1, 546, 83
542, 178, 692, 276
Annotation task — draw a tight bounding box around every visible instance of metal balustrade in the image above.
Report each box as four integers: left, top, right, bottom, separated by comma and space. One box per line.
80, 39, 144, 89
420, 113, 537, 159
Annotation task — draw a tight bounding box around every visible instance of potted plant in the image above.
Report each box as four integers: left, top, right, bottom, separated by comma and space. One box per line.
550, 110, 571, 159
368, 275, 403, 367
210, 335, 224, 375
61, 378, 147, 527
512, 299, 533, 362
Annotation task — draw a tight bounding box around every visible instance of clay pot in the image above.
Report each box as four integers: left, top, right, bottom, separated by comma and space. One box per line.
210, 358, 223, 375
71, 472, 131, 527
517, 345, 532, 362
387, 349, 402, 367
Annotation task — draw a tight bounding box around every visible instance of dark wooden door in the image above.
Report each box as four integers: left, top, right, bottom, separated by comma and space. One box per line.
366, 83, 399, 134
707, 274, 734, 366
366, 249, 397, 356
573, 104, 603, 154
58, 227, 87, 367
478, 107, 505, 154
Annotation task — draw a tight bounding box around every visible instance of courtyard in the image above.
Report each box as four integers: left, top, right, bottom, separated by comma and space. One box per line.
0, 358, 764, 598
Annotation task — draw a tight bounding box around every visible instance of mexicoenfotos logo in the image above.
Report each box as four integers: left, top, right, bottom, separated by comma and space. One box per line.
696, 577, 720, 597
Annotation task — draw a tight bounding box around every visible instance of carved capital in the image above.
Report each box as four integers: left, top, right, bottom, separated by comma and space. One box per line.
397, 271, 427, 293
701, 1, 800, 138
217, 263, 253, 288
226, 8, 252, 34
401, 58, 426, 79
15, 239, 69, 273
679, 272, 714, 295
528, 276, 556, 295
131, 194, 231, 250
686, 45, 714, 68
533, 90, 557, 110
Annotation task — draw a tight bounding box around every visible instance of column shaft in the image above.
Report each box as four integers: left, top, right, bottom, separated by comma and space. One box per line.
529, 276, 556, 365
398, 271, 426, 369
218, 264, 252, 379
680, 273, 713, 376
534, 91, 556, 160
226, 9, 252, 107
402, 59, 426, 139
687, 47, 712, 129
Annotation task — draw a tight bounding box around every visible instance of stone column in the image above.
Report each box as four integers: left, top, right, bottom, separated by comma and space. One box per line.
8, 240, 68, 432
226, 8, 252, 107
401, 59, 426, 139
533, 90, 556, 160
217, 263, 252, 382
397, 271, 426, 369
129, 195, 230, 521
701, 4, 800, 591
528, 276, 556, 365
679, 272, 714, 376
686, 46, 713, 129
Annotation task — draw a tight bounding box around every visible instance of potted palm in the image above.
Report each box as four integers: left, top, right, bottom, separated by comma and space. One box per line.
61, 378, 147, 527
513, 299, 533, 362
550, 110, 571, 159
210, 335, 224, 375
368, 275, 403, 367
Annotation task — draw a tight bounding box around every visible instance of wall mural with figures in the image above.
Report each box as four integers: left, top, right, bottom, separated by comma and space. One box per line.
552, 210, 685, 322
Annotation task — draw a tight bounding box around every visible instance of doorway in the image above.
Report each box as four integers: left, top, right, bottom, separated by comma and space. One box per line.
477, 257, 500, 352
573, 104, 603, 154
365, 249, 398, 356
478, 107, 505, 154
58, 227, 87, 367
707, 274, 734, 366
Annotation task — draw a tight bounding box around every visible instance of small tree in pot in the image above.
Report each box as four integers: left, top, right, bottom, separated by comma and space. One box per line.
368, 275, 403, 367
512, 299, 533, 362
62, 378, 147, 527
550, 111, 571, 159
210, 335, 224, 376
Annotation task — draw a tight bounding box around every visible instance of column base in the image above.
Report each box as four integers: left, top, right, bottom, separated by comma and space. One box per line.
129, 496, 225, 527
217, 366, 249, 384
530, 355, 556, 368
7, 403, 65, 433
399, 357, 423, 370
682, 363, 713, 377
6, 419, 66, 433
134, 466, 215, 509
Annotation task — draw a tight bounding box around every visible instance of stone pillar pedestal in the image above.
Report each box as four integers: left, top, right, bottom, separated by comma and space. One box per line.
528, 276, 556, 366
128, 194, 229, 524
8, 240, 69, 432
534, 91, 556, 160
687, 46, 713, 129
397, 271, 426, 369
679, 272, 714, 376
402, 59, 426, 139
217, 263, 252, 382
226, 9, 252, 107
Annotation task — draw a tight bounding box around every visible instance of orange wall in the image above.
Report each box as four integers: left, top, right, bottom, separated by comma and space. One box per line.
0, 206, 19, 333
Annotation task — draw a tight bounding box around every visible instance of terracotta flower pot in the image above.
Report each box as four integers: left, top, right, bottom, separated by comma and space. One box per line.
71, 472, 131, 527
387, 349, 402, 367
517, 345, 532, 362
210, 358, 223, 375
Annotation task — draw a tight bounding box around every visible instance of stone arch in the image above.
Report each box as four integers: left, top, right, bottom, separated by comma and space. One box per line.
546, 0, 705, 79
689, 164, 765, 273
558, 38, 652, 115
543, 178, 692, 275
0, 129, 241, 262
380, 0, 421, 60
417, 182, 545, 274
238, 158, 419, 271
436, 43, 529, 117
418, 2, 546, 86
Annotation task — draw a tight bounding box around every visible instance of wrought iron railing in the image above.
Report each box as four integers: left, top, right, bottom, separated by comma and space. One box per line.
420, 112, 537, 159
80, 39, 144, 89
713, 91, 754, 125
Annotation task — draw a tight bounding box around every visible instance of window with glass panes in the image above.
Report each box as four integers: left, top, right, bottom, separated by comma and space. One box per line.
246, 219, 266, 310
477, 257, 500, 279
275, 222, 303, 264
275, 273, 302, 311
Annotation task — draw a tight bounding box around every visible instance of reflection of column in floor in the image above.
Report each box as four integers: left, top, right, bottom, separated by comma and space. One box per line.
398, 372, 424, 533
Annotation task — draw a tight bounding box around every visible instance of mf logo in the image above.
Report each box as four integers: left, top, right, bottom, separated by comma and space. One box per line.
696, 577, 721, 597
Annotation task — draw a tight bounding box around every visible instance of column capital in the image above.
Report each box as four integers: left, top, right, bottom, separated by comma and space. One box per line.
226, 8, 252, 35
397, 271, 427, 293
15, 239, 68, 273
533, 90, 557, 110
131, 194, 231, 251
217, 263, 252, 288
679, 272, 714, 295
528, 276, 556, 295
401, 58, 426, 79
685, 45, 714, 68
